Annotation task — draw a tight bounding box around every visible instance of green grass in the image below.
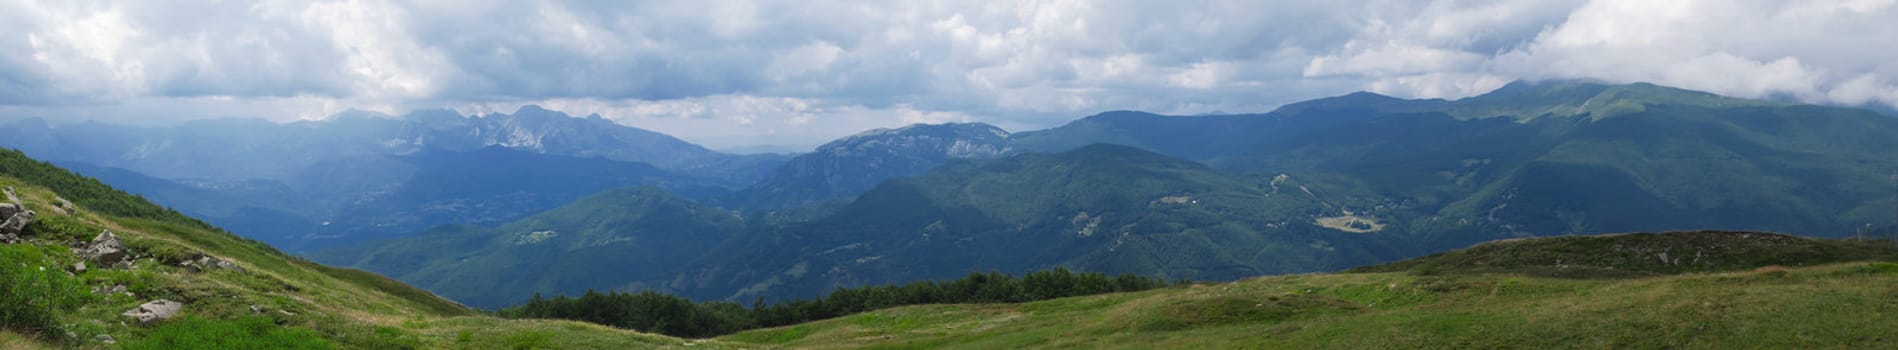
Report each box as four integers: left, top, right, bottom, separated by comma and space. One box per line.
0, 244, 89, 342
122, 316, 335, 350
0, 164, 720, 348
1351, 231, 1898, 278
721, 263, 1898, 349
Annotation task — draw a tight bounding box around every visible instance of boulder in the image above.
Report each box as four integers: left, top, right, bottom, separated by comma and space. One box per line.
81, 230, 127, 264
53, 197, 74, 214
121, 299, 182, 324
0, 210, 32, 241
181, 256, 244, 273
0, 203, 17, 218
2, 186, 19, 206
200, 256, 242, 272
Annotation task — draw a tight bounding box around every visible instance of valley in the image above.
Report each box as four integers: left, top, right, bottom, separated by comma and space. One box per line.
5, 80, 1898, 348
5, 3, 1893, 348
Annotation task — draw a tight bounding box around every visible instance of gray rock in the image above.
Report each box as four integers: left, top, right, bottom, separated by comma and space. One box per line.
2, 186, 19, 207
93, 284, 129, 295
0, 203, 17, 218
54, 197, 74, 214
0, 210, 33, 235
0, 209, 32, 244
71, 261, 86, 274
97, 334, 115, 344
184, 255, 243, 273
81, 230, 127, 264
121, 299, 183, 324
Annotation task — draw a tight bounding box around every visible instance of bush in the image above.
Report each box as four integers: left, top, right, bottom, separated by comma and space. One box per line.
122, 316, 334, 350
0, 245, 88, 340
21, 215, 102, 242
124, 237, 196, 264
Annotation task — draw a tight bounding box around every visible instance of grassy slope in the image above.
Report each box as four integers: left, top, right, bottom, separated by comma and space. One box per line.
0, 149, 724, 349
722, 232, 1898, 349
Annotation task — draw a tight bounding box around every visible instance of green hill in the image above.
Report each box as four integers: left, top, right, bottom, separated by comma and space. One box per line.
1350, 230, 1898, 277
663, 144, 1396, 301
312, 187, 747, 309
0, 148, 723, 349
718, 231, 1898, 349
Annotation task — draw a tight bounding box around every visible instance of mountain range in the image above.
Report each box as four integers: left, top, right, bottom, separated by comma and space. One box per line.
8, 80, 1897, 308
0, 106, 784, 251
304, 80, 1898, 308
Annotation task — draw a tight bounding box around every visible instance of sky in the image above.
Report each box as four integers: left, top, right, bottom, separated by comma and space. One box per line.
2, 0, 1897, 152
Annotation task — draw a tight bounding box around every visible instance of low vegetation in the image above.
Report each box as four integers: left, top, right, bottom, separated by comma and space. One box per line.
122, 316, 334, 350
0, 245, 88, 342
716, 232, 1898, 349
503, 268, 1176, 338
1351, 230, 1898, 278
0, 148, 729, 348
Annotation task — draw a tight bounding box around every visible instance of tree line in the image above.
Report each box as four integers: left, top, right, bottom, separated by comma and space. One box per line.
500, 267, 1180, 338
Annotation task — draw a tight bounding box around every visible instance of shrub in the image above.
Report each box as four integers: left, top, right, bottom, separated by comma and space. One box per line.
0, 245, 88, 340
21, 215, 101, 242
124, 237, 196, 264
122, 316, 334, 350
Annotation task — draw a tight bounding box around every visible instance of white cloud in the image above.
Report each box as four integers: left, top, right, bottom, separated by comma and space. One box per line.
0, 0, 1894, 149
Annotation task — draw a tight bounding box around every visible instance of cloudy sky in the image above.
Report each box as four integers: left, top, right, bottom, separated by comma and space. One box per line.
3, 0, 1896, 151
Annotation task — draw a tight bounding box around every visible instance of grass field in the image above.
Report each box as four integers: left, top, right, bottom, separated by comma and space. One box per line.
0, 174, 733, 349
722, 262, 1898, 349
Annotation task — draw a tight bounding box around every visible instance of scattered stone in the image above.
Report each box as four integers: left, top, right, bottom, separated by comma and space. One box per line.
112, 260, 132, 270
121, 299, 183, 324
80, 230, 127, 264
93, 284, 129, 295
54, 197, 75, 214
97, 334, 116, 344
71, 261, 86, 274
0, 210, 30, 227
181, 255, 243, 273
277, 309, 297, 316
0, 209, 33, 242
250, 304, 263, 313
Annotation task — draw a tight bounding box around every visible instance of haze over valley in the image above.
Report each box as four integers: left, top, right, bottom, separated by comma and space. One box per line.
3, 1, 1898, 348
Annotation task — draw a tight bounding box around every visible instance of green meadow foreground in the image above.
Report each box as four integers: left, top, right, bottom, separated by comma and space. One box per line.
0, 150, 728, 349
722, 233, 1898, 349
724, 262, 1898, 349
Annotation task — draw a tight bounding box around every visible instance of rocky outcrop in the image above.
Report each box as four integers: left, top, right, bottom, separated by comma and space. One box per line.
0, 186, 32, 243
0, 209, 30, 244
121, 299, 182, 324
180, 255, 243, 273
79, 230, 128, 265
52, 196, 74, 214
